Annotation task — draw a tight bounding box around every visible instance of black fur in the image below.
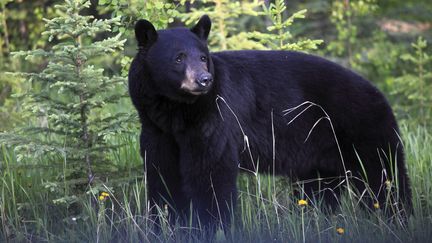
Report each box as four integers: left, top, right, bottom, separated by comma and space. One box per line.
129, 15, 412, 231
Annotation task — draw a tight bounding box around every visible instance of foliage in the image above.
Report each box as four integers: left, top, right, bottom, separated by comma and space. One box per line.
180, 0, 264, 50
328, 0, 378, 67
378, 0, 432, 23
350, 32, 404, 92
100, 0, 183, 31
0, 0, 16, 129
0, 0, 129, 201
99, 0, 183, 76
181, 0, 321, 51
392, 37, 432, 127
0, 0, 60, 131
0, 0, 13, 54
246, 0, 322, 51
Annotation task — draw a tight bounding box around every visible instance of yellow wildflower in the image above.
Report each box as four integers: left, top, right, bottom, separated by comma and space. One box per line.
101, 192, 110, 197
336, 227, 344, 235
373, 202, 380, 209
298, 199, 308, 206
98, 195, 105, 201
385, 180, 392, 189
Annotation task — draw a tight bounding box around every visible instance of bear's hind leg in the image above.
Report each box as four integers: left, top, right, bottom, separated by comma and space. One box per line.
347, 144, 412, 217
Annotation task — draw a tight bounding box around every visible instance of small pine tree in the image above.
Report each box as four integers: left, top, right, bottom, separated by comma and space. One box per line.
246, 0, 322, 51
328, 0, 377, 67
393, 36, 432, 127
0, 0, 127, 190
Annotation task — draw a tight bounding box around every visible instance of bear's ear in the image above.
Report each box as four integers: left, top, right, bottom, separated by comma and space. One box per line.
135, 19, 158, 49
191, 15, 211, 41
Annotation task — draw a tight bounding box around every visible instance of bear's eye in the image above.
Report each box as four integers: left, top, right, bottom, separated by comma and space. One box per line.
175, 54, 185, 64
200, 56, 207, 62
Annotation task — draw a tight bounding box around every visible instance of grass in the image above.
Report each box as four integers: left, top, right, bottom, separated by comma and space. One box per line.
1, 123, 431, 242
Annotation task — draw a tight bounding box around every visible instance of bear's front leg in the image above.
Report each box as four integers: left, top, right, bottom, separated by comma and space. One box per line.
179, 146, 239, 233
140, 129, 189, 228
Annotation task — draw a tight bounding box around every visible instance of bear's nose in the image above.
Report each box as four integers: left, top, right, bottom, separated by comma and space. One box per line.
196, 73, 213, 87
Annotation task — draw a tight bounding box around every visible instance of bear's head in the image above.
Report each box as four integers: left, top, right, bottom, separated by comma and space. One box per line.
133, 15, 214, 103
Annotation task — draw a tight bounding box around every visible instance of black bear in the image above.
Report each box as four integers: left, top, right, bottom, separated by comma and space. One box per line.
128, 15, 411, 231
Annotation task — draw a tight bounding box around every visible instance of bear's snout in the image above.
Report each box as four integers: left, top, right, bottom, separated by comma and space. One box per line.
196, 73, 213, 87
180, 66, 213, 95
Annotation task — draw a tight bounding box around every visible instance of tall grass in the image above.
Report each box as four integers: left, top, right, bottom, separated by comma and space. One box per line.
1, 124, 431, 242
